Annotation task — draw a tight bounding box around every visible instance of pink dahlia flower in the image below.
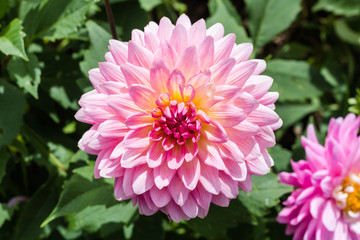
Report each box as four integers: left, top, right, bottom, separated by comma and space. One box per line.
76, 14, 281, 222
277, 113, 360, 239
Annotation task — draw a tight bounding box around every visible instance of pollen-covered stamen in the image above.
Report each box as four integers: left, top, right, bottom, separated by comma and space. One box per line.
333, 173, 360, 219
149, 95, 202, 145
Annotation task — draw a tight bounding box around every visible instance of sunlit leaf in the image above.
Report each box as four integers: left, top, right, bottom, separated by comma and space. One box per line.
238, 172, 292, 217
207, 0, 249, 43
7, 53, 41, 99
0, 18, 28, 60
313, 0, 360, 17
245, 0, 301, 49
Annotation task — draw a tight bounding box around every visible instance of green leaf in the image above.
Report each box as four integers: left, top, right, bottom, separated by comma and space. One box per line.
42, 163, 117, 227
268, 145, 291, 172
276, 103, 318, 129
80, 20, 112, 76
0, 18, 28, 60
138, 0, 162, 11
0, 0, 9, 20
265, 60, 323, 102
12, 177, 60, 240
0, 203, 11, 228
23, 0, 94, 42
0, 147, 10, 183
67, 201, 137, 233
7, 53, 41, 99
238, 172, 292, 217
0, 80, 26, 148
313, 0, 360, 17
245, 0, 302, 48
188, 200, 255, 240
206, 0, 249, 43
334, 20, 360, 47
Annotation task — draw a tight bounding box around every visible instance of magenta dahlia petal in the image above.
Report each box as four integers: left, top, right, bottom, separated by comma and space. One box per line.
277, 113, 360, 239
76, 14, 281, 222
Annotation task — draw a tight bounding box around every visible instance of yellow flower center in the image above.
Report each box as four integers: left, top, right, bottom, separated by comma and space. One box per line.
340, 175, 360, 213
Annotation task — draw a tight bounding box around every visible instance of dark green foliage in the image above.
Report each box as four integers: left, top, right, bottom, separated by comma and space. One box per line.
0, 0, 359, 239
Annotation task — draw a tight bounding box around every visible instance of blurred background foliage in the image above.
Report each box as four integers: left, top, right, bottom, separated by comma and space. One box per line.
0, 0, 359, 239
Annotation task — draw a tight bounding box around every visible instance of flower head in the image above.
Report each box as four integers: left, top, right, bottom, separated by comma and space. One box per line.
76, 14, 281, 222
278, 113, 360, 239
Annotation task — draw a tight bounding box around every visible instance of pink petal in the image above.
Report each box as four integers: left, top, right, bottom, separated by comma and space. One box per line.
175, 46, 200, 80
158, 17, 174, 41
206, 23, 224, 40
154, 163, 176, 189
123, 168, 135, 196
154, 40, 178, 70
223, 159, 247, 181
227, 120, 260, 142
214, 33, 236, 63
121, 64, 149, 89
170, 24, 188, 55
114, 177, 133, 200
98, 119, 127, 138
121, 148, 148, 168
181, 194, 199, 218
149, 187, 171, 208
199, 164, 221, 194
147, 141, 165, 168
176, 14, 191, 29
243, 75, 273, 99
334, 220, 348, 240
226, 61, 258, 87
310, 196, 325, 219
212, 193, 230, 207
322, 200, 339, 231
198, 36, 214, 70
125, 112, 153, 129
168, 175, 190, 206
249, 59, 266, 75
184, 141, 198, 162
210, 58, 236, 85
129, 84, 157, 110
99, 62, 125, 83
167, 144, 185, 169
106, 94, 142, 121
167, 70, 185, 98
246, 155, 270, 175
238, 174, 252, 192
197, 139, 226, 170
207, 104, 246, 128
246, 105, 280, 126
201, 120, 228, 143
178, 157, 200, 190
109, 40, 128, 65
233, 90, 259, 114
219, 171, 239, 198
214, 85, 240, 101
131, 29, 145, 46
218, 140, 244, 162
144, 31, 159, 53
132, 165, 154, 194
150, 59, 170, 93
189, 19, 206, 46
230, 43, 253, 63
89, 68, 106, 93
192, 184, 212, 209
128, 41, 154, 69
122, 126, 152, 149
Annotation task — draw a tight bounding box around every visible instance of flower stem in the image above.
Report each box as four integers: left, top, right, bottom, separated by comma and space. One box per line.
104, 0, 117, 39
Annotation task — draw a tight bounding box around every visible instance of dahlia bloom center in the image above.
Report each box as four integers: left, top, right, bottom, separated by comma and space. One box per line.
150, 92, 202, 147
334, 173, 360, 215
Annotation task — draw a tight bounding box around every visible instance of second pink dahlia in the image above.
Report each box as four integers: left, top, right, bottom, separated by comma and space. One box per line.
76, 14, 282, 222
277, 113, 360, 239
